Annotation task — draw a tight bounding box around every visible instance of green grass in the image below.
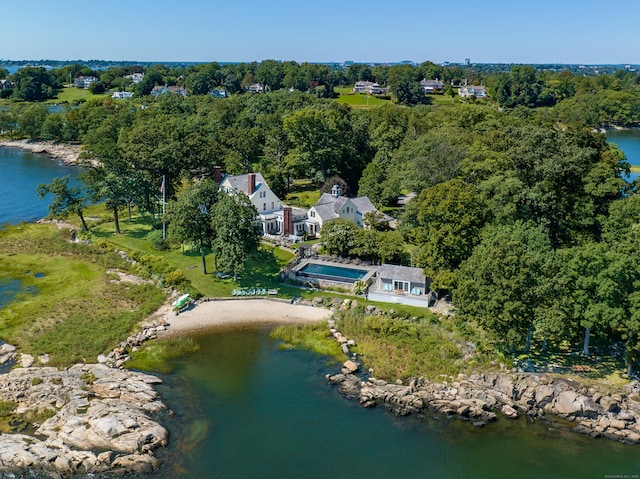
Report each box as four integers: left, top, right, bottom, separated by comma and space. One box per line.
48, 86, 107, 104
284, 180, 321, 208
336, 306, 494, 380
271, 323, 344, 363
127, 337, 200, 373
0, 223, 166, 366
335, 86, 392, 109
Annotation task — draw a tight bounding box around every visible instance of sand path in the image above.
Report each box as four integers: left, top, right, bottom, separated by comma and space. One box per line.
156, 298, 332, 337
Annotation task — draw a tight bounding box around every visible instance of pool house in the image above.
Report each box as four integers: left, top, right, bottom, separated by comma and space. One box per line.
368, 264, 436, 307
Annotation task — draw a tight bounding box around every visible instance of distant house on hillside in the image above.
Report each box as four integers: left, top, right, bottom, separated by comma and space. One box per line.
420, 79, 443, 92
306, 184, 394, 237
458, 85, 487, 98
209, 89, 227, 98
74, 76, 98, 89
248, 83, 263, 93
125, 72, 144, 84
111, 91, 134, 100
353, 81, 388, 95
0, 79, 14, 90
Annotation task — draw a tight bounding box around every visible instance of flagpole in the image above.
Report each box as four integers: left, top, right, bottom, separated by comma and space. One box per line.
162, 175, 166, 240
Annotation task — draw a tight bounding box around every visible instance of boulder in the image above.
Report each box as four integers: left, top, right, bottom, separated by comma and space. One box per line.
554, 390, 581, 415
534, 385, 555, 407
343, 360, 359, 373
501, 404, 518, 419
599, 395, 620, 413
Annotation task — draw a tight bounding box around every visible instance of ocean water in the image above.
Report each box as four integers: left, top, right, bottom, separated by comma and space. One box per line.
0, 146, 80, 225
150, 328, 640, 479
607, 129, 640, 182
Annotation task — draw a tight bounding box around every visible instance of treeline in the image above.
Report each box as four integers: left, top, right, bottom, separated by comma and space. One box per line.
2, 78, 640, 371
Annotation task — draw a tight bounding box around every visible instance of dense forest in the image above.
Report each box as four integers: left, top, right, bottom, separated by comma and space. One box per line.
2, 61, 640, 373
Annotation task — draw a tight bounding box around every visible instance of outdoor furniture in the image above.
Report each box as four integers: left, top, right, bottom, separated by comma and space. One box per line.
268, 288, 278, 295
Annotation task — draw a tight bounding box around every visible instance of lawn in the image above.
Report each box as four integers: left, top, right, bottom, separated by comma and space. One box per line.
334, 86, 392, 109
48, 86, 107, 104
284, 179, 321, 208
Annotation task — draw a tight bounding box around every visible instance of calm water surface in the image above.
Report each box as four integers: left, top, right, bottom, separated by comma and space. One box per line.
0, 146, 79, 224
150, 328, 640, 479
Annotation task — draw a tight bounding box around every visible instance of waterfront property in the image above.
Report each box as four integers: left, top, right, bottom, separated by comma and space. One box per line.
368, 264, 436, 307
305, 184, 394, 238
214, 167, 393, 241
291, 259, 377, 287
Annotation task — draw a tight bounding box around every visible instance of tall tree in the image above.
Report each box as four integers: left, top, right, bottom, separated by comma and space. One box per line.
454, 222, 555, 351
210, 193, 260, 280
168, 180, 218, 274
36, 175, 89, 231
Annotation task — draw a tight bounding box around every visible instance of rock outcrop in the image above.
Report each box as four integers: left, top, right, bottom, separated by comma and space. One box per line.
0, 363, 168, 477
327, 370, 640, 444
324, 319, 640, 444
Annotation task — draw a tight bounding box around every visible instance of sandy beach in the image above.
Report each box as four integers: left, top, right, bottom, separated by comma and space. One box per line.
156, 298, 332, 337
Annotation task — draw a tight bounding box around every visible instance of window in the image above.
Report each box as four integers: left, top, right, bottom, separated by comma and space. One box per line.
263, 203, 266, 211
310, 211, 315, 217
271, 201, 274, 209
393, 280, 409, 292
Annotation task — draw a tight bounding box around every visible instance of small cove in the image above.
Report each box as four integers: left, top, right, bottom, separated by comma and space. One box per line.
151, 328, 640, 479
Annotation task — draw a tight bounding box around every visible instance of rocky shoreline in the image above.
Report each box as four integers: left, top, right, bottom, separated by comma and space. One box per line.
0, 363, 168, 477
0, 139, 82, 165
326, 316, 640, 446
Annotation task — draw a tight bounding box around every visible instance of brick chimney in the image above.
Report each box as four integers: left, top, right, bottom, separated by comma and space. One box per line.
248, 173, 256, 195
213, 165, 222, 184
283, 206, 293, 237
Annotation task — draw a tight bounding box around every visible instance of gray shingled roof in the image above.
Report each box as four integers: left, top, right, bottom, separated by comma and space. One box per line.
377, 264, 426, 284
223, 173, 267, 195
313, 193, 347, 222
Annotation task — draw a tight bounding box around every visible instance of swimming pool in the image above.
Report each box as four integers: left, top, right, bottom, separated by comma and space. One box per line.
297, 262, 369, 283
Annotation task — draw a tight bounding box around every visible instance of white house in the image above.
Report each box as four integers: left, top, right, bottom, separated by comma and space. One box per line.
353, 81, 388, 95
458, 85, 488, 98
248, 83, 263, 93
367, 264, 436, 307
306, 184, 393, 237
111, 91, 134, 100
217, 168, 286, 235
74, 76, 98, 89
125, 72, 144, 84
151, 85, 188, 97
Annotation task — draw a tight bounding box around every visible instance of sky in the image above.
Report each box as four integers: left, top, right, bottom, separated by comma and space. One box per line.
3, 0, 640, 65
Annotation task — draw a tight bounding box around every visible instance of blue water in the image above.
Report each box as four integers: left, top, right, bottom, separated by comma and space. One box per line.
0, 279, 22, 309
607, 129, 640, 182
0, 146, 80, 225
299, 262, 367, 281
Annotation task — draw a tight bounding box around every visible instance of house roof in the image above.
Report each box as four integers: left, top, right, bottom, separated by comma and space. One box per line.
377, 264, 426, 284
350, 196, 395, 222
222, 172, 267, 196
312, 193, 347, 222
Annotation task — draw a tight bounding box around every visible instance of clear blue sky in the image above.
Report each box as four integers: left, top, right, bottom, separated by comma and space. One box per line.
3, 0, 640, 64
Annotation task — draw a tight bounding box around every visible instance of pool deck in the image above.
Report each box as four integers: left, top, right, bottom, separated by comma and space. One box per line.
292, 258, 378, 284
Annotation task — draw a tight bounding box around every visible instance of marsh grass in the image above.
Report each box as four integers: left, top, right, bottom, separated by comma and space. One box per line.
336, 306, 495, 380
127, 337, 200, 374
0, 224, 166, 366
271, 323, 344, 362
